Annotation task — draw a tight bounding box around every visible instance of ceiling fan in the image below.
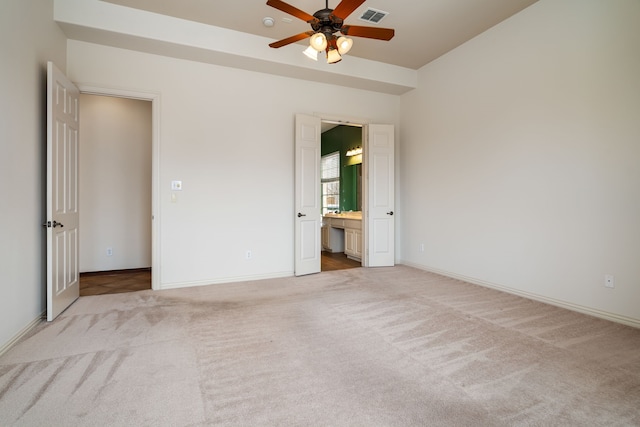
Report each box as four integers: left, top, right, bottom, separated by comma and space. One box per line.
266, 0, 395, 63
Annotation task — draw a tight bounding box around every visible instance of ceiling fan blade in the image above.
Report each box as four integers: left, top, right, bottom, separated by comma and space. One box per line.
331, 0, 366, 20
266, 0, 317, 23
341, 25, 395, 40
269, 31, 314, 48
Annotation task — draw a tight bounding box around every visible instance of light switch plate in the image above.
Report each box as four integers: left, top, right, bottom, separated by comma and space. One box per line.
171, 180, 182, 191
605, 274, 614, 288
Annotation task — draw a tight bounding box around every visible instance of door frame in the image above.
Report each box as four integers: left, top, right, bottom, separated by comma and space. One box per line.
77, 84, 161, 290
316, 113, 378, 267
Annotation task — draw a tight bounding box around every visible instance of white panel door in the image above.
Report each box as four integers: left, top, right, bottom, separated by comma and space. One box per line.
294, 114, 321, 276
46, 62, 80, 321
364, 124, 395, 267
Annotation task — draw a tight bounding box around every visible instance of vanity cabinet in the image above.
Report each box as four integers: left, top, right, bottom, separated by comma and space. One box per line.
322, 214, 362, 261
345, 228, 362, 260
321, 225, 330, 250
321, 219, 345, 253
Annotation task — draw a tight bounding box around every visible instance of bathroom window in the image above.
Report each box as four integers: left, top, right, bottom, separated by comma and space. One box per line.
321, 151, 340, 215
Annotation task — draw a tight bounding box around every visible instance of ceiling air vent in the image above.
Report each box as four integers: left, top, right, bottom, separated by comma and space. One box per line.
359, 8, 389, 24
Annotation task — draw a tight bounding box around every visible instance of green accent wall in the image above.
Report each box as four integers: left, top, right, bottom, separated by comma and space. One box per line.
321, 125, 362, 212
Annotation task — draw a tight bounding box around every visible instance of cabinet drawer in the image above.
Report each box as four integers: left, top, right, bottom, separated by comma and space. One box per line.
343, 219, 361, 230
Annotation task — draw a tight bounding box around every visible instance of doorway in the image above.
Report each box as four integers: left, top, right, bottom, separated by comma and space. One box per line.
295, 114, 395, 275
78, 94, 153, 295
320, 123, 363, 272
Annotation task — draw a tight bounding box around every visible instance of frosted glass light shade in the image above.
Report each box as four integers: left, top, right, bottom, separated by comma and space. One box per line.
303, 45, 319, 60
337, 36, 353, 55
310, 33, 327, 51
327, 48, 342, 64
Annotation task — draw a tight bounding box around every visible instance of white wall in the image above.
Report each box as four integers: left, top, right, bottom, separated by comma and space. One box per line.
79, 94, 152, 272
67, 40, 400, 288
399, 0, 640, 325
0, 0, 67, 351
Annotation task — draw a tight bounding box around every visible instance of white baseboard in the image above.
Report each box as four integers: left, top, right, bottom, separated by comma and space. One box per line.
0, 311, 45, 357
401, 261, 640, 329
159, 271, 294, 290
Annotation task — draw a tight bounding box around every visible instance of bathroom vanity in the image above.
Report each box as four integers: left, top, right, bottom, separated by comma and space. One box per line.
322, 212, 362, 261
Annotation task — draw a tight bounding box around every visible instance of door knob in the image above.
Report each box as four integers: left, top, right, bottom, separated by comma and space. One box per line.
297, 213, 306, 218
387, 211, 394, 216
43, 220, 64, 228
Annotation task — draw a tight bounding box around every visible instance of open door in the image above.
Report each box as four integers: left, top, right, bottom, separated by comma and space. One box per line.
46, 62, 80, 320
294, 114, 322, 276
364, 124, 395, 267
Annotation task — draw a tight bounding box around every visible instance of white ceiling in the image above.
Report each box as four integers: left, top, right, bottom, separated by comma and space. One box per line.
101, 0, 538, 70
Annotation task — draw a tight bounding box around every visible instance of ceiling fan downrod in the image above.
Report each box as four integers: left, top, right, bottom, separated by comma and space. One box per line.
311, 1, 343, 39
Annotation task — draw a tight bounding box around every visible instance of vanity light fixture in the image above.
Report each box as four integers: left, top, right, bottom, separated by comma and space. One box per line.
346, 146, 362, 157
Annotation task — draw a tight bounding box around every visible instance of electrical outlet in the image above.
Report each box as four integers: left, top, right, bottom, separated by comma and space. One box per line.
246, 250, 252, 260
106, 247, 113, 257
604, 274, 614, 288
419, 243, 425, 252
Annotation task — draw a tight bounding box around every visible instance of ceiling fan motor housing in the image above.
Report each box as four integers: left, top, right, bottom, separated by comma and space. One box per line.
311, 8, 344, 38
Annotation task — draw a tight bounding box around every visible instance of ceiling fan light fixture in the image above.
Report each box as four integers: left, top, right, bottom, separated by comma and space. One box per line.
337, 36, 353, 55
310, 32, 327, 51
327, 48, 342, 64
303, 45, 319, 60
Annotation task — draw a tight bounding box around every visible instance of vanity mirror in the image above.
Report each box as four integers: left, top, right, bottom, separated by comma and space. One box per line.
321, 124, 362, 213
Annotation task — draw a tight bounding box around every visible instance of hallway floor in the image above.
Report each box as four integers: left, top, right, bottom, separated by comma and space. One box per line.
80, 268, 151, 296
79, 253, 360, 296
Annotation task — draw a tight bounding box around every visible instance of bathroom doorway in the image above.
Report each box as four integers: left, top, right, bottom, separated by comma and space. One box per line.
295, 114, 395, 275
320, 123, 363, 272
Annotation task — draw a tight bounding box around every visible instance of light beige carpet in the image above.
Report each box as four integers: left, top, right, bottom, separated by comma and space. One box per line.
1, 266, 639, 426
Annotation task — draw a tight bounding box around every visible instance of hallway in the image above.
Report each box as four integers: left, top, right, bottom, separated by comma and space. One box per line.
79, 253, 360, 296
